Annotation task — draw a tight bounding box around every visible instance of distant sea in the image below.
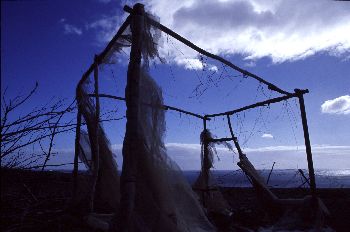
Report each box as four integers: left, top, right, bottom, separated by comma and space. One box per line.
56, 169, 350, 188
185, 169, 350, 188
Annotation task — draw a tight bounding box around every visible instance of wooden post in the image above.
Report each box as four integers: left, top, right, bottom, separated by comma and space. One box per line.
202, 118, 208, 207
203, 117, 207, 130
295, 89, 316, 198
119, 3, 144, 231
73, 109, 82, 203
90, 55, 101, 212
226, 115, 244, 159
266, 162, 275, 185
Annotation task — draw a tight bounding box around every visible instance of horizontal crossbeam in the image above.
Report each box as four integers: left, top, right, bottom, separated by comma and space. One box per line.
205, 89, 308, 118
209, 137, 234, 143
88, 93, 209, 120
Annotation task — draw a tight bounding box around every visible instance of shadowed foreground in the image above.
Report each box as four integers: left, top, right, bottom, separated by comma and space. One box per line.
1, 168, 349, 231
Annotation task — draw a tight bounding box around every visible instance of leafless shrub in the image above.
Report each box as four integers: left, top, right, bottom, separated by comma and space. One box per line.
1, 82, 76, 169
1, 83, 125, 170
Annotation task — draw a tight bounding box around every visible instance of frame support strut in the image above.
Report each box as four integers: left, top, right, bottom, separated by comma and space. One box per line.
206, 89, 308, 118
72, 110, 81, 204
89, 55, 101, 212
77, 16, 131, 89
88, 93, 209, 120
295, 89, 317, 199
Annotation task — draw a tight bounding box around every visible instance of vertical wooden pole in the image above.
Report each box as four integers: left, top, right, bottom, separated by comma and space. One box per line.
226, 115, 244, 159
202, 118, 207, 207
73, 109, 82, 203
266, 162, 276, 185
295, 89, 316, 198
90, 55, 101, 212
119, 3, 144, 231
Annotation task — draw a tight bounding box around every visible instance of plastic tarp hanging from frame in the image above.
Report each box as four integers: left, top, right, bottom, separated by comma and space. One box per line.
75, 18, 133, 211
116, 10, 215, 232
118, 68, 215, 231
76, 8, 216, 231
193, 130, 233, 217
77, 87, 121, 210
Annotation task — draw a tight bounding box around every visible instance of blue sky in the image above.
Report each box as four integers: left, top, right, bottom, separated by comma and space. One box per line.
2, 0, 350, 170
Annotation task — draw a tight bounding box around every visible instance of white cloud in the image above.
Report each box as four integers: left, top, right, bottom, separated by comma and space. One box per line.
175, 58, 218, 71
59, 18, 82, 35
89, 0, 350, 68
244, 144, 350, 154
208, 66, 218, 72
261, 133, 273, 139
176, 58, 203, 70
86, 15, 125, 44
63, 24, 83, 35
244, 61, 256, 67
321, 95, 350, 115
143, 0, 350, 65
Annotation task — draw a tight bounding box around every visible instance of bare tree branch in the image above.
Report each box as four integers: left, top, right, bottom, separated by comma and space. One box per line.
1, 83, 125, 169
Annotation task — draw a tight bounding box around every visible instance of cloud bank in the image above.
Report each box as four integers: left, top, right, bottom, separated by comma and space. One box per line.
63, 1, 350, 66
164, 143, 350, 170
321, 95, 350, 115
144, 0, 350, 64
47, 143, 350, 171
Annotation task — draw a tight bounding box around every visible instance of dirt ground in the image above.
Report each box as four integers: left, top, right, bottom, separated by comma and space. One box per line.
1, 168, 349, 231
